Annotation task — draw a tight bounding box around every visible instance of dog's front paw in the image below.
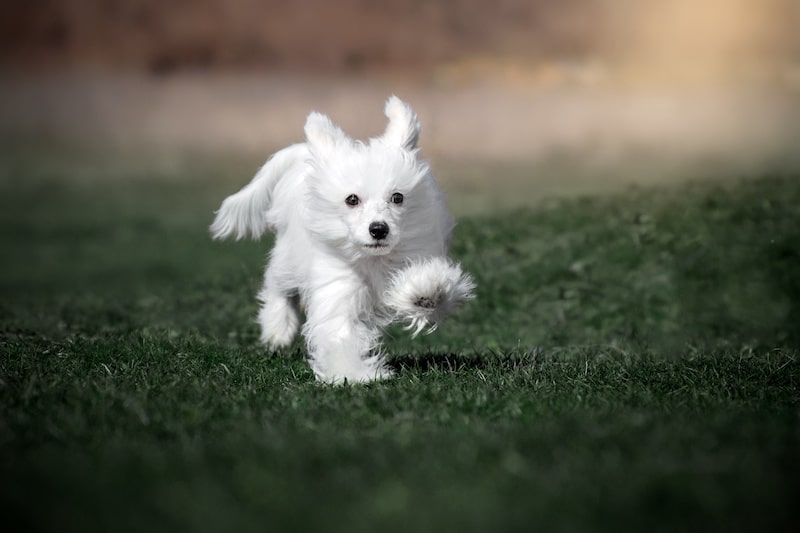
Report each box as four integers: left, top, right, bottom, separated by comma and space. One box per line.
385, 257, 475, 336
311, 355, 395, 385
414, 295, 440, 309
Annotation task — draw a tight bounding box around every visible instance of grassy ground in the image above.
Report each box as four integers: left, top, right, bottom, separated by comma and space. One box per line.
1, 153, 798, 532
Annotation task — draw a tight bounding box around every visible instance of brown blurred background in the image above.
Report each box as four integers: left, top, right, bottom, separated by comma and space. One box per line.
3, 0, 798, 77
2, 0, 799, 199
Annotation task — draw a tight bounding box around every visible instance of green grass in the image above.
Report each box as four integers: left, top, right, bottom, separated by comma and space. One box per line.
1, 155, 799, 532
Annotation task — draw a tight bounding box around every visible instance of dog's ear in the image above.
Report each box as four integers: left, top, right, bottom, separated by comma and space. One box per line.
381, 95, 420, 151
305, 112, 348, 155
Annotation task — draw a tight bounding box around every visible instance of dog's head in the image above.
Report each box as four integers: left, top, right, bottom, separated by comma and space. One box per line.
303, 97, 446, 259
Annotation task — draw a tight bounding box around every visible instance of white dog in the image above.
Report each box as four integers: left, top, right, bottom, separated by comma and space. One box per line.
211, 96, 474, 383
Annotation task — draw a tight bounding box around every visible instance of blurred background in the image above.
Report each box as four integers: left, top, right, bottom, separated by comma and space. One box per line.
1, 0, 799, 204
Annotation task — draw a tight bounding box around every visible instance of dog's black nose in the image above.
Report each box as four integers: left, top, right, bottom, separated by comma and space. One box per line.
369, 221, 390, 240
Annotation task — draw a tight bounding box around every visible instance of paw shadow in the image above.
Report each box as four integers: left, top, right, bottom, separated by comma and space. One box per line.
388, 351, 491, 374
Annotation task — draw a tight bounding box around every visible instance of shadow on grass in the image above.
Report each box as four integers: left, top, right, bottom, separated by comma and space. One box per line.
389, 351, 493, 373
388, 348, 549, 375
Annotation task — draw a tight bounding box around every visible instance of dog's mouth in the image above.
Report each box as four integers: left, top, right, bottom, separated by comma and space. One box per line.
363, 242, 391, 254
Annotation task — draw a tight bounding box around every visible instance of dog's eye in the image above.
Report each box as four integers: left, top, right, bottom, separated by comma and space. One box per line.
391, 192, 404, 205
345, 194, 360, 207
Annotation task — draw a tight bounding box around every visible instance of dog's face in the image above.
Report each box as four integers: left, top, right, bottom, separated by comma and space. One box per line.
333, 160, 407, 257
303, 98, 435, 259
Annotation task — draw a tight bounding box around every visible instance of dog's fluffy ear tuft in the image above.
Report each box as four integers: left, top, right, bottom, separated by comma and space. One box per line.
382, 95, 420, 151
305, 112, 348, 154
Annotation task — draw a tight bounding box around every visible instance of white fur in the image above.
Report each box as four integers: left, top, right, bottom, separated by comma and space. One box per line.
211, 96, 475, 384
385, 257, 476, 337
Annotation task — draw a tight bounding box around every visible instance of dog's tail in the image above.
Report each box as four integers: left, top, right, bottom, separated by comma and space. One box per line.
210, 143, 307, 240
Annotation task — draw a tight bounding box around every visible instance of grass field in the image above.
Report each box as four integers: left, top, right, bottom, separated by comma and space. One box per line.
1, 153, 799, 532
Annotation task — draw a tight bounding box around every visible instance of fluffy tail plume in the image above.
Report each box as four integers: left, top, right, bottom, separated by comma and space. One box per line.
210, 143, 306, 240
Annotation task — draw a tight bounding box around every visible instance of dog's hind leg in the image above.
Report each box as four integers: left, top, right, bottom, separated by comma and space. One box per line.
257, 290, 301, 349
257, 263, 301, 350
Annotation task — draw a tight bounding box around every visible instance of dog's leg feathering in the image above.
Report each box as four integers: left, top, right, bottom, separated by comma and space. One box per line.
385, 257, 476, 336
256, 253, 302, 349
303, 276, 395, 384
257, 289, 301, 349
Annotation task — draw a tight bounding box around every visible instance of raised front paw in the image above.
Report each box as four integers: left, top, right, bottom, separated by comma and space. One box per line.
385, 257, 476, 336
414, 294, 441, 309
